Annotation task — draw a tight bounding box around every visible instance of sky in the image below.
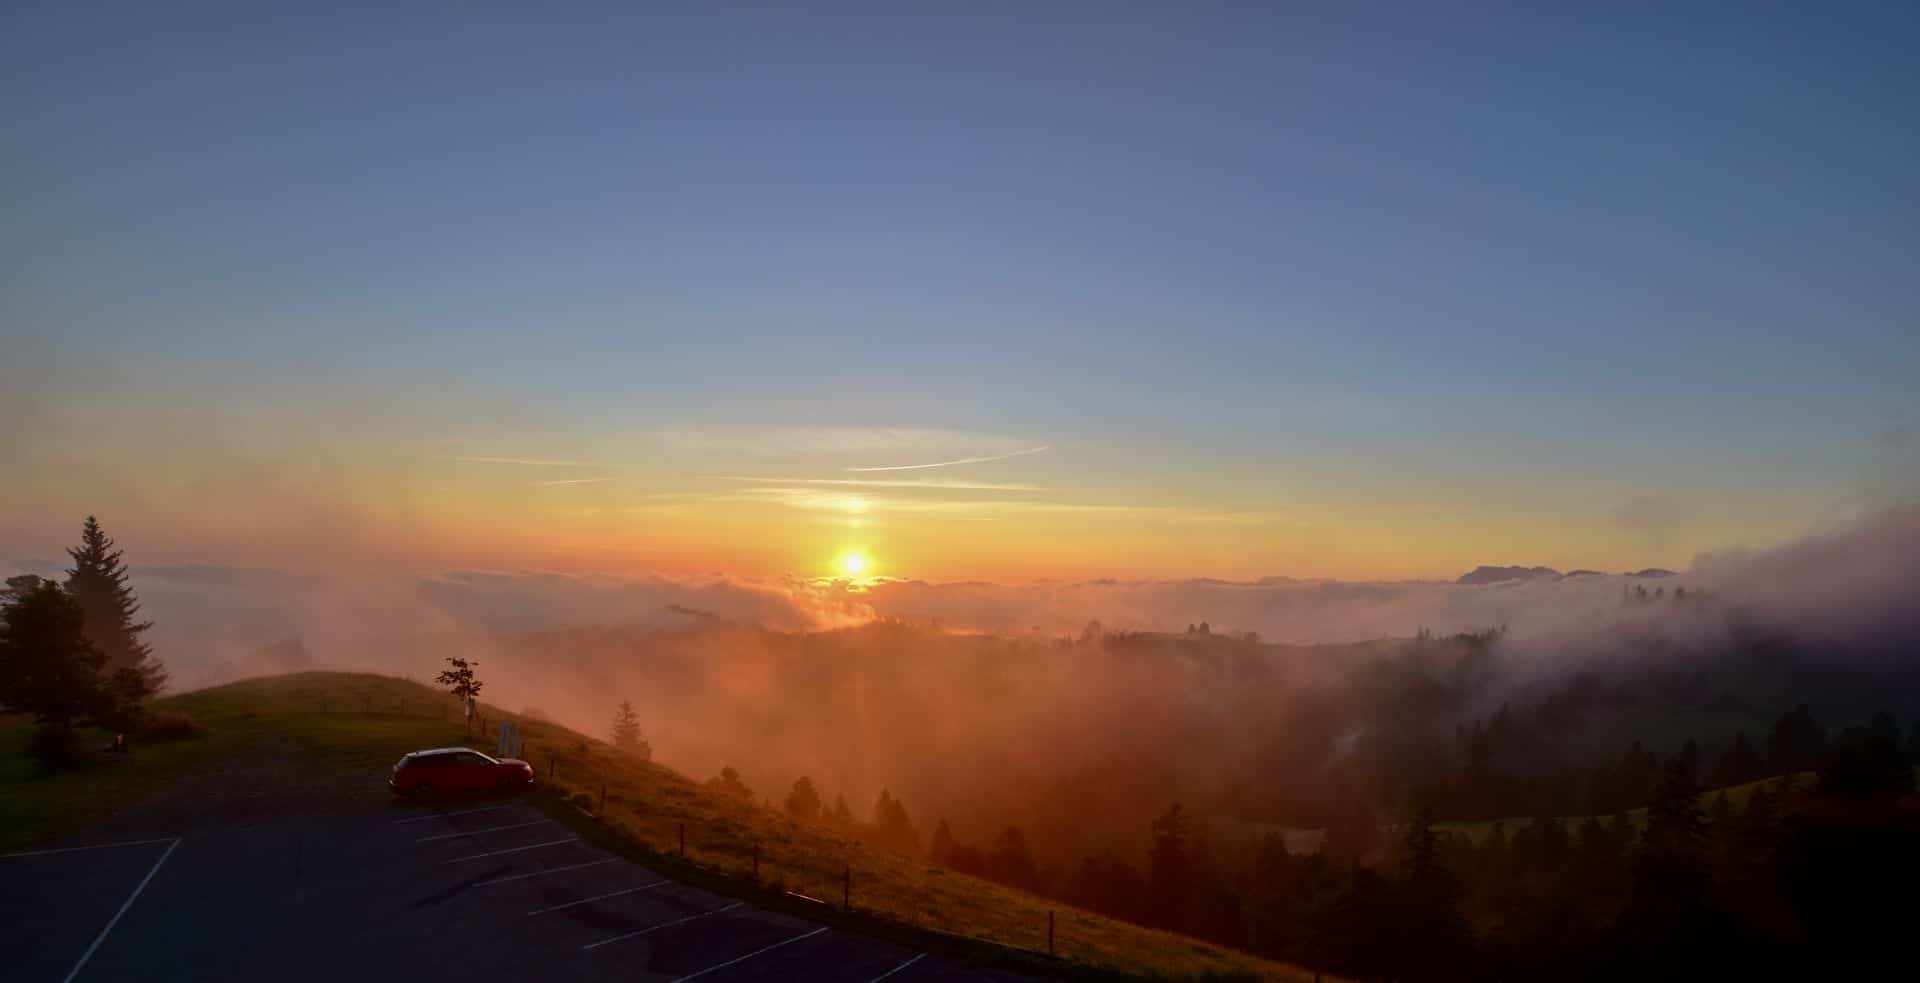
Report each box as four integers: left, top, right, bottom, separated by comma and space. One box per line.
4, 2, 1917, 583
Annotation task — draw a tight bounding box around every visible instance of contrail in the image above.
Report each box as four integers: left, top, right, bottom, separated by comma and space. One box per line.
533, 477, 617, 486
844, 445, 1051, 472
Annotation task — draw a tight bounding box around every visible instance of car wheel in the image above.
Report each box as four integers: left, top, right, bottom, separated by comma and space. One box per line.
409, 783, 437, 801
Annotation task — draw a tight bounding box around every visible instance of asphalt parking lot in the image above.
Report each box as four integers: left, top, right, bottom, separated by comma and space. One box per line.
2, 800, 1029, 982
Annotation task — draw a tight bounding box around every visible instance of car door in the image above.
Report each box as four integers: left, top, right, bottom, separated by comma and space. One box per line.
402, 752, 453, 792
448, 751, 493, 791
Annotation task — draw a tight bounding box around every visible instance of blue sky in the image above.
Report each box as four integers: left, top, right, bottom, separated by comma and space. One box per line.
4, 3, 1916, 578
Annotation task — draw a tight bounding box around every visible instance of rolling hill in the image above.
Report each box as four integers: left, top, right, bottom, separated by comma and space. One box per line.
0, 671, 1333, 983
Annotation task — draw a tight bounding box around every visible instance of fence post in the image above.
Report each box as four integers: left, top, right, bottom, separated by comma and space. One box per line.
843, 865, 851, 910
752, 843, 759, 880
679, 823, 686, 857
399, 697, 405, 716
364, 694, 371, 713
549, 756, 556, 780
1048, 910, 1055, 956
598, 783, 606, 815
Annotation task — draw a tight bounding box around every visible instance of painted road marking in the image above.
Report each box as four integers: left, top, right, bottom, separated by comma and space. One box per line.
60, 837, 180, 983
527, 880, 670, 915
667, 926, 829, 982
580, 901, 744, 951
0, 837, 181, 860
416, 819, 548, 843
391, 804, 520, 824
442, 837, 579, 864
472, 858, 616, 886
866, 952, 927, 982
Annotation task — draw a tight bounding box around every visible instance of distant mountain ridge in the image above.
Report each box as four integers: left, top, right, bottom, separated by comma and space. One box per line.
1456, 565, 1678, 585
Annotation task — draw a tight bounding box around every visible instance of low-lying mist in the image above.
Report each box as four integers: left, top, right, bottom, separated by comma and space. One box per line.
21, 505, 1918, 862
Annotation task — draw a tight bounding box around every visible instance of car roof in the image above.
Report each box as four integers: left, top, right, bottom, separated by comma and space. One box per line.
404, 747, 490, 758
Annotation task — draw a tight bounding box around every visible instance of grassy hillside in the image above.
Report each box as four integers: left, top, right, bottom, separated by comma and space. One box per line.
0, 671, 1333, 983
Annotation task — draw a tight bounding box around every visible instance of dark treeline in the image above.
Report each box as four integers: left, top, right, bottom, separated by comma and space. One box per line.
776, 702, 1919, 980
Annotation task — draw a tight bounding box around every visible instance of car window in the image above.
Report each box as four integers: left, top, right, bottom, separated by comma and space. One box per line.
408, 753, 449, 768
451, 753, 491, 767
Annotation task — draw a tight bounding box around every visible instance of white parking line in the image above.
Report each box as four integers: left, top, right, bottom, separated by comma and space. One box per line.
527, 880, 670, 915
442, 837, 579, 864
472, 858, 616, 886
580, 901, 744, 951
60, 837, 180, 983
866, 952, 926, 982
415, 819, 549, 843
391, 804, 520, 824
668, 926, 828, 982
0, 836, 181, 860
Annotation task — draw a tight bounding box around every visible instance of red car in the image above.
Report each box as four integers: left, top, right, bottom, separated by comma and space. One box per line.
390, 746, 534, 799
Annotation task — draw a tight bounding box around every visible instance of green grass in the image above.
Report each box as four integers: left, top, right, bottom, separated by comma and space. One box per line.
0, 671, 1335, 983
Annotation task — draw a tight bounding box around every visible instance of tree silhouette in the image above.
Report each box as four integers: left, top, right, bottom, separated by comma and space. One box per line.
988, 825, 1040, 892
1148, 803, 1192, 927
1643, 761, 1708, 853
1817, 724, 1914, 802
64, 516, 164, 696
436, 657, 483, 732
0, 580, 109, 735
927, 818, 958, 864
826, 793, 854, 831
610, 700, 649, 759
1711, 731, 1763, 787
784, 776, 822, 823
707, 766, 752, 802
2, 574, 45, 603
1062, 851, 1148, 924
1676, 738, 1702, 781
869, 789, 921, 855
1765, 703, 1826, 774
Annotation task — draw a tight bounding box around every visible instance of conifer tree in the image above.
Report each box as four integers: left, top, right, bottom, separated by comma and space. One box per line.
927, 818, 958, 864
1643, 761, 1708, 853
63, 516, 164, 695
989, 825, 1040, 891
784, 776, 822, 823
0, 580, 110, 733
610, 700, 649, 759
826, 793, 854, 831
869, 789, 921, 855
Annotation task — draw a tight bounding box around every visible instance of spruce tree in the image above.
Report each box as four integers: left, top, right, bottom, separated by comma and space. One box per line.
1643, 761, 1708, 853
784, 776, 822, 823
826, 793, 854, 831
928, 818, 958, 864
610, 700, 648, 758
63, 516, 165, 695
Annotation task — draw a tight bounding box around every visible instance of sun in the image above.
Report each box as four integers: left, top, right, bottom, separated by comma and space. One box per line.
840, 552, 867, 577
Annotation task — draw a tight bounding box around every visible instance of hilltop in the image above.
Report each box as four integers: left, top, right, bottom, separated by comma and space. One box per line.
0, 671, 1328, 983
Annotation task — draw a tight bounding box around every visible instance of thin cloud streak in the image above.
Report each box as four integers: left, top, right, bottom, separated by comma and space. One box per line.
845, 445, 1052, 472
450, 456, 603, 468
534, 477, 618, 486
707, 476, 1047, 492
